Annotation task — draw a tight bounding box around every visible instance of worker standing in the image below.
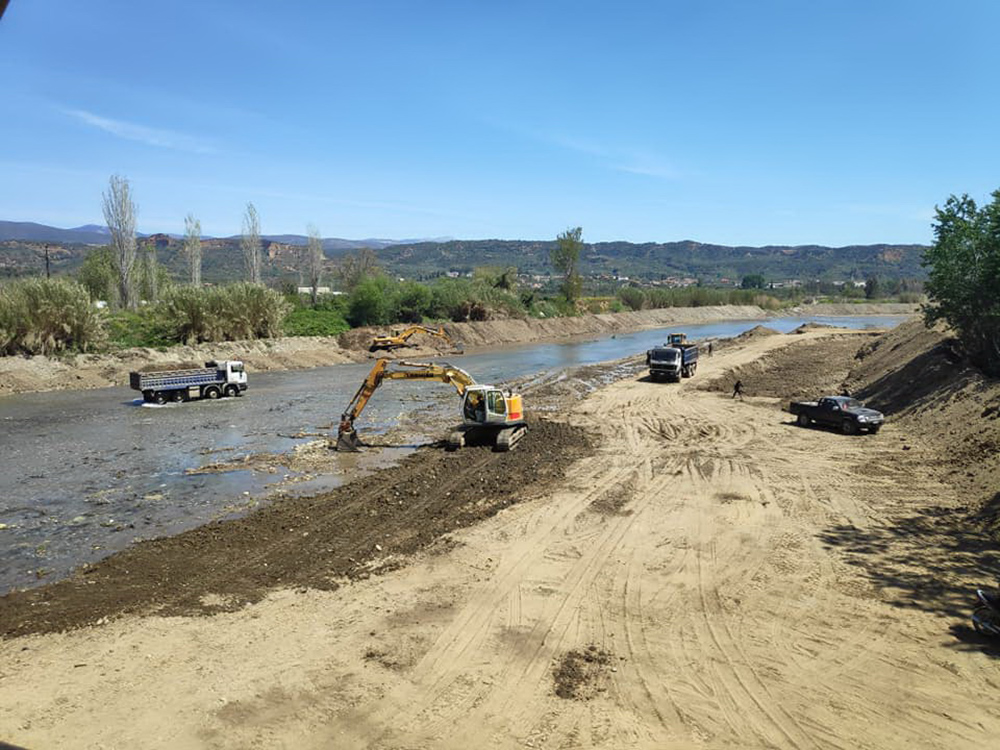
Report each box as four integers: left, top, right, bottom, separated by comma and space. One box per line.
732, 379, 744, 400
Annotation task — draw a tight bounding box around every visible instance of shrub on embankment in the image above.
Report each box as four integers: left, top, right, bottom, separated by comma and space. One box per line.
157, 283, 291, 344
0, 277, 106, 355
617, 286, 781, 311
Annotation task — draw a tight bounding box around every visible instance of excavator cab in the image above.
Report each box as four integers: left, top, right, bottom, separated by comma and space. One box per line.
450, 386, 526, 451
461, 386, 522, 426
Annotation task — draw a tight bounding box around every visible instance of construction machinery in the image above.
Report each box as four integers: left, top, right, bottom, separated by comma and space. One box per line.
335, 359, 527, 452
369, 324, 463, 353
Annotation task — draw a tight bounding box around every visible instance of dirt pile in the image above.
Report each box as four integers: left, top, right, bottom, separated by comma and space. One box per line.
844, 319, 1000, 530
701, 331, 880, 402
778, 302, 919, 317
0, 417, 593, 638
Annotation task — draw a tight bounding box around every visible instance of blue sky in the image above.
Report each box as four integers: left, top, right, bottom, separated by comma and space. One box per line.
1, 1, 997, 246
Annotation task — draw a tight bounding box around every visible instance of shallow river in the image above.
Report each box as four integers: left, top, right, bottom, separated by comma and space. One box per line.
0, 315, 904, 592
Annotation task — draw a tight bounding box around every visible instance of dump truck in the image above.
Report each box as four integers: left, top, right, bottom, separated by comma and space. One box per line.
129, 360, 247, 404
646, 333, 699, 382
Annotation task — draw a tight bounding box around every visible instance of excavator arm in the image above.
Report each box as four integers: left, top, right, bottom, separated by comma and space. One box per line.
369, 325, 462, 353
336, 359, 476, 450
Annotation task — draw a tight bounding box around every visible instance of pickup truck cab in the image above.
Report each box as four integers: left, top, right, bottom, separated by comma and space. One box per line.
789, 396, 884, 435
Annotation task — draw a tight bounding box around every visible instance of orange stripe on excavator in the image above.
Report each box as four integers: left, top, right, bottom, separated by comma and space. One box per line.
506, 395, 523, 420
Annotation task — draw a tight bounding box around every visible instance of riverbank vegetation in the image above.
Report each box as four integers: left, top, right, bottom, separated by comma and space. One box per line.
0, 187, 926, 357
923, 188, 1000, 374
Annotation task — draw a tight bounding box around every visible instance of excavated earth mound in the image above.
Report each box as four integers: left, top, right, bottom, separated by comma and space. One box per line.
0, 417, 593, 638
701, 332, 880, 402
845, 319, 1000, 533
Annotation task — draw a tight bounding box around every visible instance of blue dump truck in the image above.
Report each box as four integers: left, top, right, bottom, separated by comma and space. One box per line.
129, 360, 247, 404
646, 332, 699, 382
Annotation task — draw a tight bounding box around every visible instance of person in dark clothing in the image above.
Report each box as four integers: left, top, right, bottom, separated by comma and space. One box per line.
732, 379, 744, 399
707, 341, 713, 356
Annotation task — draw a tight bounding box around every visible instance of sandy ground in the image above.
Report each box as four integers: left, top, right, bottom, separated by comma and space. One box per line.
0, 303, 917, 396
3, 326, 999, 749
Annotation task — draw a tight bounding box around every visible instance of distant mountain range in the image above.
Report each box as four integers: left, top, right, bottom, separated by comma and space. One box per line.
0, 220, 928, 283
0, 220, 449, 251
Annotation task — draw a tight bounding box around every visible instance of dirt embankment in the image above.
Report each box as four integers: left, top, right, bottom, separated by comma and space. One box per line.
778, 302, 919, 316
705, 317, 1000, 528
0, 304, 771, 397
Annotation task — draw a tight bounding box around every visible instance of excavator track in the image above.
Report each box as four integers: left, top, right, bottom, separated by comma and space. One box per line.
495, 424, 528, 452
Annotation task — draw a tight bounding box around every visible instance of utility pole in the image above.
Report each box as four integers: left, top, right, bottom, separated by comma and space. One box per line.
44, 244, 51, 279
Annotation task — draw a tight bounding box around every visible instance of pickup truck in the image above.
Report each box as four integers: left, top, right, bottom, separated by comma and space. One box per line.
789, 396, 884, 435
129, 360, 247, 404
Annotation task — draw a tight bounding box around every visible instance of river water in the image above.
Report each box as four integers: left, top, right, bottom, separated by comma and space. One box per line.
0, 315, 905, 592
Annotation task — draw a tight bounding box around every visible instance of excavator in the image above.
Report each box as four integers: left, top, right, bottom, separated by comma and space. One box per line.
369, 324, 463, 353
335, 359, 527, 452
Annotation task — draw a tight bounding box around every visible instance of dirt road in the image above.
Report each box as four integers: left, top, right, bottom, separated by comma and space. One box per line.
3, 330, 999, 749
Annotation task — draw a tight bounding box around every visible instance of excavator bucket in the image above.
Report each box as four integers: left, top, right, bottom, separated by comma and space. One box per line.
335, 429, 362, 452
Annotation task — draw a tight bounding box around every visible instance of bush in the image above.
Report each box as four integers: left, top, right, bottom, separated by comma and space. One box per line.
0, 277, 106, 355
158, 283, 291, 344
283, 308, 350, 337
347, 277, 393, 327
615, 286, 653, 310
107, 308, 173, 348
392, 280, 433, 323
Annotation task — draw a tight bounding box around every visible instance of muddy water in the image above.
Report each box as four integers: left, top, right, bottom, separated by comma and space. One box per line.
0, 315, 904, 592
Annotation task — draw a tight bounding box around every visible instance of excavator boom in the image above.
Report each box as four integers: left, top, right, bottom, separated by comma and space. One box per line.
370, 325, 463, 353
334, 359, 526, 452
336, 359, 477, 451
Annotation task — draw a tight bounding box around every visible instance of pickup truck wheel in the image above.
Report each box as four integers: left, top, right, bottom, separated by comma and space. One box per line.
841, 420, 857, 435
797, 413, 811, 427
223, 384, 239, 398
869, 424, 881, 434
203, 386, 221, 400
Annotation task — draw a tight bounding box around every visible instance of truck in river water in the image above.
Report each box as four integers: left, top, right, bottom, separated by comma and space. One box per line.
129, 360, 247, 404
646, 333, 699, 382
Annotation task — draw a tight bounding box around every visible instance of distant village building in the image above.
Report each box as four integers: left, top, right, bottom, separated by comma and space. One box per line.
296, 286, 342, 296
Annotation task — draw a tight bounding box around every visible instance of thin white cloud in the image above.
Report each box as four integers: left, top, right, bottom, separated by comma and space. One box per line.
495, 119, 681, 181
63, 108, 216, 154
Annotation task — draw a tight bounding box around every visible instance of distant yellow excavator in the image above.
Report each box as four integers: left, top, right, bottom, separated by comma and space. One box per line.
335, 359, 527, 452
369, 324, 463, 353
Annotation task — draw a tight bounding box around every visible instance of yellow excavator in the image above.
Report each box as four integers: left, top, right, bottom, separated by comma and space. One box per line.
369, 324, 463, 353
335, 359, 527, 452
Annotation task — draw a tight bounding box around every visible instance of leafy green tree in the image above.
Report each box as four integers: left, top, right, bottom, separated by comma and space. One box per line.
551, 227, 583, 304
864, 276, 881, 299
347, 276, 391, 327
393, 280, 432, 322
741, 274, 766, 290
77, 246, 118, 304
923, 190, 1000, 373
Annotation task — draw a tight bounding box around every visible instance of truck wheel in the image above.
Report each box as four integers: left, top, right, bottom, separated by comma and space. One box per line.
143, 390, 154, 403
223, 384, 239, 398
153, 392, 167, 405
869, 424, 881, 434
171, 390, 185, 403
203, 386, 221, 400
841, 420, 856, 435
797, 413, 810, 427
